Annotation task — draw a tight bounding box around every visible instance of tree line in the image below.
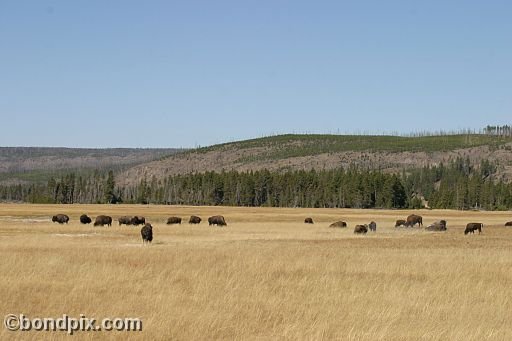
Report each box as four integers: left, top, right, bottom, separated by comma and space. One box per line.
483, 125, 512, 137
1, 158, 511, 210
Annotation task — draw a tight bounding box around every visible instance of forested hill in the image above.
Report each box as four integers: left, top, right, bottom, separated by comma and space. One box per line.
2, 133, 512, 209
0, 147, 183, 185
117, 134, 512, 187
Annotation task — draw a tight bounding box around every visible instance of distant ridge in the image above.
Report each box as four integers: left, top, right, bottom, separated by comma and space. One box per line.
0, 147, 184, 184
2, 132, 512, 187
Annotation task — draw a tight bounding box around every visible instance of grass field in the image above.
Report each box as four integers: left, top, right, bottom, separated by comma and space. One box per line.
1, 204, 512, 340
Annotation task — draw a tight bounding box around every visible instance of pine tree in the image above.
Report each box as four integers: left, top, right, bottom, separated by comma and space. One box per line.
104, 170, 116, 204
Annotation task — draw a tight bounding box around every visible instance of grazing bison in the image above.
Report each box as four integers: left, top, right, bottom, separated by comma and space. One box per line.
354, 224, 368, 234
406, 214, 423, 227
94, 215, 112, 227
52, 214, 69, 224
304, 217, 314, 224
329, 221, 347, 228
208, 215, 227, 226
130, 216, 146, 226
464, 222, 483, 235
189, 215, 202, 224
368, 221, 377, 232
425, 220, 447, 231
141, 223, 153, 244
167, 216, 182, 225
395, 219, 406, 228
118, 216, 133, 226
505, 221, 512, 227
79, 214, 92, 224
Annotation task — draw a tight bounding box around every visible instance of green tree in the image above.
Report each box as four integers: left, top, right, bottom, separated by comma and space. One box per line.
104, 170, 116, 204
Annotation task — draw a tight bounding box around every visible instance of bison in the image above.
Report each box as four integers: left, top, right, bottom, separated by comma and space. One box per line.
425, 220, 447, 231
329, 221, 347, 228
167, 216, 182, 225
354, 224, 368, 234
395, 219, 406, 228
368, 221, 377, 232
94, 215, 112, 227
464, 222, 483, 235
79, 214, 92, 224
118, 216, 133, 226
189, 215, 202, 224
52, 214, 69, 224
141, 223, 153, 244
208, 215, 227, 226
505, 221, 512, 227
304, 217, 314, 224
406, 214, 423, 227
130, 216, 146, 226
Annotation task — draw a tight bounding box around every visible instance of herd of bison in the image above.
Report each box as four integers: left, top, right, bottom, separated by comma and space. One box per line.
51, 213, 227, 244
50, 213, 512, 244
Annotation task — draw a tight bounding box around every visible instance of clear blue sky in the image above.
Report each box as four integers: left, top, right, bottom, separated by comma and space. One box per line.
1, 1, 510, 148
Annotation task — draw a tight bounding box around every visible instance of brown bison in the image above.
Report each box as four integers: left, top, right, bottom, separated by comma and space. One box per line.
354, 224, 368, 234
464, 223, 483, 235
304, 217, 314, 224
167, 216, 182, 225
189, 215, 201, 224
94, 215, 112, 227
368, 221, 377, 232
406, 214, 423, 227
208, 215, 227, 226
425, 220, 447, 231
505, 221, 512, 227
329, 221, 347, 228
141, 223, 153, 244
118, 216, 133, 226
395, 219, 406, 228
52, 214, 69, 224
131, 216, 146, 226
79, 214, 92, 224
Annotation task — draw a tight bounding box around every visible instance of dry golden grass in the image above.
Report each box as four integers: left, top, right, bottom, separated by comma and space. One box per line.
1, 204, 512, 340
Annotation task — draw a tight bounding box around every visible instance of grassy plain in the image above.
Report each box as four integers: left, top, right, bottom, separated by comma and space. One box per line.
1, 204, 511, 340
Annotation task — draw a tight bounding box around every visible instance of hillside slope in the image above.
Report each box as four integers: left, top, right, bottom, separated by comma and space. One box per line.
0, 147, 183, 184
117, 134, 512, 186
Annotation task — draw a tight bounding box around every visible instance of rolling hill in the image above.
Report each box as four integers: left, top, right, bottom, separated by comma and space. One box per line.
117, 134, 512, 186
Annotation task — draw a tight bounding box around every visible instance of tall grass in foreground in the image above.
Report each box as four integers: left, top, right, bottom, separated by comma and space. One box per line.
0, 204, 511, 340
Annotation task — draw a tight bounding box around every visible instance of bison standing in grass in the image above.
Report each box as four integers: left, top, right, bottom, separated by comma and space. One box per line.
329, 221, 347, 228
304, 217, 314, 224
208, 215, 227, 226
368, 221, 377, 232
94, 215, 112, 227
406, 214, 423, 227
189, 215, 201, 224
426, 220, 447, 231
464, 223, 483, 235
167, 216, 182, 225
79, 214, 92, 224
395, 219, 406, 228
131, 216, 146, 226
52, 214, 69, 224
354, 224, 368, 234
118, 216, 133, 226
505, 221, 512, 227
141, 223, 153, 244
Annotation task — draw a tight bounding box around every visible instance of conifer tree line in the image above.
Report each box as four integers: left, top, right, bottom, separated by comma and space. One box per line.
482, 125, 512, 137
1, 157, 511, 210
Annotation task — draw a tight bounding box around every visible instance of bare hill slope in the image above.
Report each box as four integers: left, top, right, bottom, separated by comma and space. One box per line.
118, 134, 512, 186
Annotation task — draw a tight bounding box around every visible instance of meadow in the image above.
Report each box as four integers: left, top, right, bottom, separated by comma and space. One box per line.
1, 204, 511, 340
